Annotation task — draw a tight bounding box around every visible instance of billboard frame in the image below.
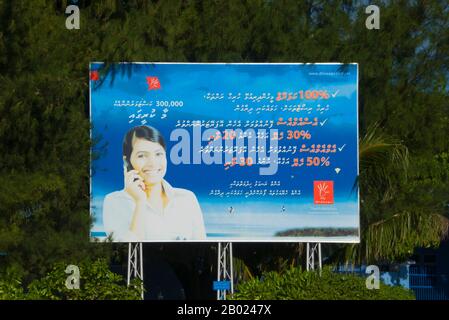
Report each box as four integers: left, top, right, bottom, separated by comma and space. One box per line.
89, 62, 360, 244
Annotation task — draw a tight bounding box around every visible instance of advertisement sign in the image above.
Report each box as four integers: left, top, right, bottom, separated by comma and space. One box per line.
90, 63, 359, 242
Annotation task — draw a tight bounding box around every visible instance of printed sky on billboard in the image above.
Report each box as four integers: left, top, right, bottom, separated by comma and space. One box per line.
90, 63, 359, 243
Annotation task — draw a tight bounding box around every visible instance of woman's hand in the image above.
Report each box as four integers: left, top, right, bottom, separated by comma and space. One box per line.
124, 168, 147, 203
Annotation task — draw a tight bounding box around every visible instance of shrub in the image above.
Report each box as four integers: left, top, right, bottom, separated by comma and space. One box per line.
0, 275, 25, 300
231, 267, 415, 300
0, 259, 141, 300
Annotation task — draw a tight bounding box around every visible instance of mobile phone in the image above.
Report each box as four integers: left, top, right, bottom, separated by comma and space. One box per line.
123, 158, 133, 172
124, 159, 141, 183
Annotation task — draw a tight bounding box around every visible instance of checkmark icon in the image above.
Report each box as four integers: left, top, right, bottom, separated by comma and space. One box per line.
338, 144, 346, 151
320, 119, 328, 126
331, 90, 339, 98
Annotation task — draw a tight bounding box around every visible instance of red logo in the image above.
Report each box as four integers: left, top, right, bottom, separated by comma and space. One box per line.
90, 71, 99, 81
146, 76, 161, 90
314, 181, 334, 204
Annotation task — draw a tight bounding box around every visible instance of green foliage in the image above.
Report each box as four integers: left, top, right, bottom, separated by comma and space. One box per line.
0, 259, 141, 300
233, 256, 254, 283
0, 270, 25, 300
358, 123, 409, 203
231, 267, 415, 300
346, 124, 449, 264
343, 209, 449, 264
0, 0, 113, 281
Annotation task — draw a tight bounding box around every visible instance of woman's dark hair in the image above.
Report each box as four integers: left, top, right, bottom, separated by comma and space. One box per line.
123, 125, 166, 164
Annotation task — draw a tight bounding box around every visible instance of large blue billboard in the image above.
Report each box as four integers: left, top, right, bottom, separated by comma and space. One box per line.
90, 63, 359, 242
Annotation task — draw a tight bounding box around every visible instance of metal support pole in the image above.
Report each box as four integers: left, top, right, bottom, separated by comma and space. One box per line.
217, 242, 234, 300
306, 243, 322, 273
127, 242, 144, 299
318, 243, 322, 271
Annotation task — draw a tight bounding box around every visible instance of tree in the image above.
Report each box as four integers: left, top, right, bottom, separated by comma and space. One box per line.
0, 0, 113, 281
341, 124, 449, 263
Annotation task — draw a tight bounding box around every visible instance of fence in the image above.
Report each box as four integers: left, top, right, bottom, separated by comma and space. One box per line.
409, 265, 449, 300
335, 264, 449, 300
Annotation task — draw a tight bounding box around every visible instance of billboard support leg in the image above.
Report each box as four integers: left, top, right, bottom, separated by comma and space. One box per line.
217, 242, 234, 300
306, 243, 322, 274
127, 242, 144, 299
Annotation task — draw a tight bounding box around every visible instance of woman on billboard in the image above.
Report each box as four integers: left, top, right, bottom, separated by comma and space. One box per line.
102, 125, 206, 241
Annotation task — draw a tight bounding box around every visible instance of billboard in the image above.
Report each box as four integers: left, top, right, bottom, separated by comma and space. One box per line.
90, 63, 359, 242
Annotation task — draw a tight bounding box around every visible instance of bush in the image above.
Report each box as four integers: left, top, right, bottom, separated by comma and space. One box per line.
0, 259, 141, 300
0, 274, 25, 300
231, 267, 415, 300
